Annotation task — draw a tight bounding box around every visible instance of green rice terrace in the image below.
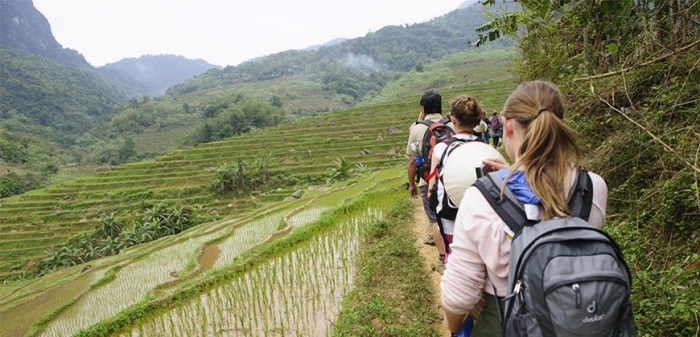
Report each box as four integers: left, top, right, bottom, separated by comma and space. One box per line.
0, 80, 514, 337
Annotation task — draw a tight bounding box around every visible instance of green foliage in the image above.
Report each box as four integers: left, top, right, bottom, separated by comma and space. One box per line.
25, 204, 197, 278
328, 157, 353, 183
183, 95, 289, 146
0, 47, 123, 145
208, 154, 275, 195
0, 174, 21, 198
0, 171, 43, 199
0, 136, 28, 164
269, 95, 283, 108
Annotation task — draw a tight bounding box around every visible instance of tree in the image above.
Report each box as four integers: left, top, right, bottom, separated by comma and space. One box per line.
269, 95, 283, 108
0, 174, 21, 198
117, 137, 135, 163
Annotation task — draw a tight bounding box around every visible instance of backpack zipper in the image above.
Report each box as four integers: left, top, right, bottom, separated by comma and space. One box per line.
572, 283, 581, 309
543, 275, 627, 297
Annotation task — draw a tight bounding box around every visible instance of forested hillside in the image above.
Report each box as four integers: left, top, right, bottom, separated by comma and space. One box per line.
0, 0, 129, 196
169, 2, 513, 100
81, 2, 516, 167
0, 47, 122, 143
478, 1, 699, 335
98, 54, 219, 97
0, 46, 124, 195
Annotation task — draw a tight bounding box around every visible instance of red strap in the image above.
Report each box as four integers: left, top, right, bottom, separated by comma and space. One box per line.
426, 169, 439, 181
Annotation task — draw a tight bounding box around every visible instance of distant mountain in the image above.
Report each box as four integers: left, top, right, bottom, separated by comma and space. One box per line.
302, 38, 348, 51
169, 1, 513, 99
0, 0, 90, 69
99, 54, 219, 97
0, 0, 125, 170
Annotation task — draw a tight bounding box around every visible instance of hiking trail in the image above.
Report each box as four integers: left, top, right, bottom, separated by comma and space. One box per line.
411, 198, 451, 337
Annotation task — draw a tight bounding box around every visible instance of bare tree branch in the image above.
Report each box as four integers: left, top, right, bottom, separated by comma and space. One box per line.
594, 93, 700, 174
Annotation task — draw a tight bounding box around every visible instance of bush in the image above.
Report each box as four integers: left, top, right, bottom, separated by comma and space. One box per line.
0, 174, 21, 198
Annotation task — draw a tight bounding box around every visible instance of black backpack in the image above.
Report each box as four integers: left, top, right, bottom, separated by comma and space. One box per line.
416, 119, 454, 183
473, 169, 637, 337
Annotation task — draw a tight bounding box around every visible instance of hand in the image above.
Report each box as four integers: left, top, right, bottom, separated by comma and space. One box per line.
482, 158, 509, 171
409, 184, 418, 198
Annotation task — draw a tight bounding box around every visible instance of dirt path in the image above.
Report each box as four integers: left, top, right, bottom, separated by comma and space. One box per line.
410, 198, 451, 337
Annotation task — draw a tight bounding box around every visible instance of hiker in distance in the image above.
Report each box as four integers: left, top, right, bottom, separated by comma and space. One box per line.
441, 81, 610, 336
406, 89, 454, 265
426, 94, 485, 269
489, 111, 503, 148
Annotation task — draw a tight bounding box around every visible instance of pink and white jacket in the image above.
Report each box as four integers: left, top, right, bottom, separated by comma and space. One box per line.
440, 169, 608, 315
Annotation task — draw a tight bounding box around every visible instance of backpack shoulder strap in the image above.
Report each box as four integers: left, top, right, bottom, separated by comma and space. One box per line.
420, 119, 435, 127
419, 120, 437, 156
473, 172, 529, 236
567, 167, 594, 221
434, 137, 465, 177
474, 168, 595, 235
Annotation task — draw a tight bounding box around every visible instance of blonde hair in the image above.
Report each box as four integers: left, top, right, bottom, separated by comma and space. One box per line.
450, 94, 484, 129
502, 81, 581, 219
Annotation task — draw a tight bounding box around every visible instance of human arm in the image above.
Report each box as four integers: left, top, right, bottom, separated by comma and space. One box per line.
587, 172, 608, 228
407, 157, 418, 198
441, 187, 510, 331
482, 157, 510, 172
445, 310, 468, 333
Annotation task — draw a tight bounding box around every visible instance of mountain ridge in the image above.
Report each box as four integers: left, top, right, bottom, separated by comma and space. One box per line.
0, 0, 89, 68
98, 54, 219, 97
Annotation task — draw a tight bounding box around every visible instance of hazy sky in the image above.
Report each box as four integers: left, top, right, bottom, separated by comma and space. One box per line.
33, 0, 468, 67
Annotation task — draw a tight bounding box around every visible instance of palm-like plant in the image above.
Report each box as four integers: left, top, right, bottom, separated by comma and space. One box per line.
170, 207, 190, 234
96, 213, 121, 238
328, 157, 353, 183
232, 159, 249, 192
208, 163, 234, 194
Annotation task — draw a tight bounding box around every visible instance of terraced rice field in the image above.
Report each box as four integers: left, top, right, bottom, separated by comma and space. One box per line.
0, 80, 513, 279
0, 80, 515, 336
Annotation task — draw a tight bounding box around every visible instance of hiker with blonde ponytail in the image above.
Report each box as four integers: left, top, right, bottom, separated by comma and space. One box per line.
441, 81, 609, 337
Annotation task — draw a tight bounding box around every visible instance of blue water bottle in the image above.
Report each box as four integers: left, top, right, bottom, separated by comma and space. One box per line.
413, 155, 424, 167
451, 315, 474, 337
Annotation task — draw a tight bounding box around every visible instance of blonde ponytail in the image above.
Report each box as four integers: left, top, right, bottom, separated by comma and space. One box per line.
502, 81, 581, 219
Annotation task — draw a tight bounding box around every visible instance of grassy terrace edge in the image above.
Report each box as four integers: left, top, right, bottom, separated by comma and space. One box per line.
333, 196, 440, 337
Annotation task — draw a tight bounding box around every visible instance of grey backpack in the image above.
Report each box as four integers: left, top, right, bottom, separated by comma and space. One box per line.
473, 169, 636, 337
